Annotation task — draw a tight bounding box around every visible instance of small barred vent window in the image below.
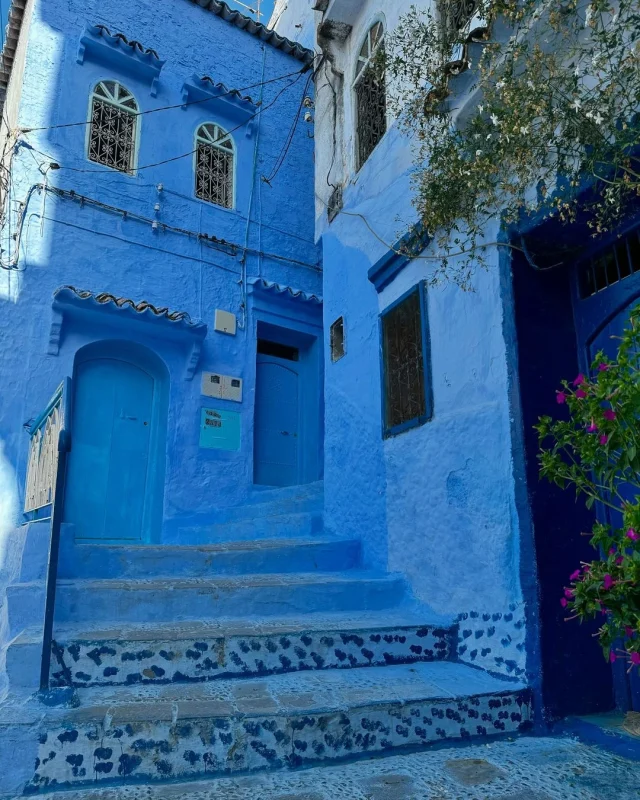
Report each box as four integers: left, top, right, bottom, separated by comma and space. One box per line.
578, 228, 640, 299
330, 317, 345, 362
88, 81, 138, 173
195, 123, 235, 209
354, 22, 387, 171
381, 284, 433, 436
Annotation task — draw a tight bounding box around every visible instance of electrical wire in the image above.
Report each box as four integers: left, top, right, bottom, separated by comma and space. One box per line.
23, 70, 306, 175
20, 66, 309, 133
263, 70, 313, 184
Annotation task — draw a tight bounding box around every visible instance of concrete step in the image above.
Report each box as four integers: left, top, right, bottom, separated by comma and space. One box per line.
12, 609, 456, 689
7, 572, 407, 631
8, 662, 531, 793
58, 537, 360, 580
168, 510, 324, 544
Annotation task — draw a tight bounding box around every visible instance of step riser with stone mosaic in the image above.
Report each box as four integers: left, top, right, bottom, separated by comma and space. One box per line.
25, 688, 532, 793
43, 622, 455, 688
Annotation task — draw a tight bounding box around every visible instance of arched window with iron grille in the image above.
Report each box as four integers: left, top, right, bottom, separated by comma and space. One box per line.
88, 81, 139, 173
354, 21, 387, 171
194, 123, 236, 209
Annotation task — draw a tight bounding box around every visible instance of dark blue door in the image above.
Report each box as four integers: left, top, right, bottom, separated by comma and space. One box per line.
65, 356, 154, 541
573, 225, 640, 711
254, 354, 300, 486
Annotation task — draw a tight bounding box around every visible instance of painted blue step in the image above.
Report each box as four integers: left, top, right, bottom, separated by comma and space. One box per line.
20, 609, 455, 688
58, 537, 361, 580
7, 572, 407, 629
11, 662, 531, 793
168, 510, 324, 544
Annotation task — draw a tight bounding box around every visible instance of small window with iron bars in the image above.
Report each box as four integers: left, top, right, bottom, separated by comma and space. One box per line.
195, 123, 235, 209
88, 81, 139, 174
354, 21, 387, 171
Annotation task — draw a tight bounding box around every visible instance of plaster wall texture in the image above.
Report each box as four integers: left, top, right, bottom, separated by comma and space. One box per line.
0, 0, 320, 539
277, 0, 530, 675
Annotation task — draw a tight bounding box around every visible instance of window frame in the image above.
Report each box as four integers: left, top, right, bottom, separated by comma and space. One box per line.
86, 80, 140, 175
352, 19, 387, 173
193, 121, 237, 211
380, 282, 434, 438
330, 316, 346, 362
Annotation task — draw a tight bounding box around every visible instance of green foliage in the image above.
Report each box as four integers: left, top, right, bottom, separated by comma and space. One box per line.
536, 306, 640, 671
383, 0, 640, 287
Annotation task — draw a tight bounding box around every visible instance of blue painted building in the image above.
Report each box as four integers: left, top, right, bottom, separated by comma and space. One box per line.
0, 0, 636, 795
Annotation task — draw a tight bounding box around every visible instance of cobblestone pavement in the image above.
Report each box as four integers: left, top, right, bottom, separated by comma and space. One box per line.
24, 735, 640, 799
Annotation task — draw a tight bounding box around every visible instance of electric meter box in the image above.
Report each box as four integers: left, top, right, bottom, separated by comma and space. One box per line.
201, 372, 243, 402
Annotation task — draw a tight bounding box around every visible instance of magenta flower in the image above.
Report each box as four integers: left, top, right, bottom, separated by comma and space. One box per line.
603, 409, 616, 420
564, 588, 574, 599
560, 597, 568, 608
616, 557, 624, 566
627, 529, 639, 541
630, 652, 640, 666
583, 564, 590, 573
598, 363, 609, 372
570, 569, 581, 581
609, 546, 616, 555
625, 627, 635, 638
610, 652, 617, 663
603, 574, 614, 590
587, 421, 598, 433
575, 389, 587, 399
556, 392, 566, 404
573, 374, 585, 386
600, 434, 609, 445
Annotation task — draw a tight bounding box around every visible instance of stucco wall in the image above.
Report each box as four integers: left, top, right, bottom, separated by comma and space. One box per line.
0, 0, 319, 538
283, 0, 529, 676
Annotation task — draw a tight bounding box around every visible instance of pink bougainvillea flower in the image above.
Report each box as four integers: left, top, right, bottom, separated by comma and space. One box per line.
598, 363, 609, 371
573, 374, 585, 386
627, 529, 639, 541
630, 652, 640, 666
587, 420, 598, 433
603, 574, 615, 590
556, 392, 566, 404
600, 434, 609, 445
603, 409, 616, 420
616, 557, 624, 566
569, 569, 581, 581
583, 564, 591, 573
560, 597, 568, 608
610, 652, 617, 663
564, 588, 574, 599
609, 546, 617, 555
625, 627, 635, 638
575, 389, 587, 399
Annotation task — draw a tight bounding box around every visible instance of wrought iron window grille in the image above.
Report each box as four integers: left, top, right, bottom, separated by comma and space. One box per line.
88, 81, 138, 173
354, 21, 387, 171
330, 316, 345, 362
578, 226, 640, 299
195, 123, 235, 209
441, 0, 480, 38
381, 283, 433, 437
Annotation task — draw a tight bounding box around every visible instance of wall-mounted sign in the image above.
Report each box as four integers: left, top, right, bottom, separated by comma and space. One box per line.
199, 407, 241, 451
201, 372, 243, 403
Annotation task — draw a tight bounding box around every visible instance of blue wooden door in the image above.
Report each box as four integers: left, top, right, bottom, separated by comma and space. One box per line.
573, 227, 640, 711
65, 357, 154, 541
254, 354, 300, 486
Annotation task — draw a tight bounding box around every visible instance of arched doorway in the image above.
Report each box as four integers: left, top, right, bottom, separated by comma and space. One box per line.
64, 341, 168, 542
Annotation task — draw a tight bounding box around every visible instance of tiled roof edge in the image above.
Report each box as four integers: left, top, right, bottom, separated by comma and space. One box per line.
0, 0, 28, 114
189, 0, 315, 64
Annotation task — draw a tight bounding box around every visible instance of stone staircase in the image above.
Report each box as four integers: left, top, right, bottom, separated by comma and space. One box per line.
0, 484, 532, 796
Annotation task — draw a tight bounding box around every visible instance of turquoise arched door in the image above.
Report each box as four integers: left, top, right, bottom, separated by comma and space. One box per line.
65, 344, 165, 542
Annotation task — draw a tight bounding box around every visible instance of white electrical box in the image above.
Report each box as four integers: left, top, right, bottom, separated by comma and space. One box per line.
214, 309, 237, 335
201, 372, 243, 402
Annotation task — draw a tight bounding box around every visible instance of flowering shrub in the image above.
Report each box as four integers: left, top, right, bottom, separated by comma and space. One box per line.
383, 0, 640, 286
536, 307, 640, 672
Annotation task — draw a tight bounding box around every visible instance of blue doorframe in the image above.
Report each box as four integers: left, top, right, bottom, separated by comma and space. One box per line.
64, 340, 168, 543
253, 320, 322, 487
